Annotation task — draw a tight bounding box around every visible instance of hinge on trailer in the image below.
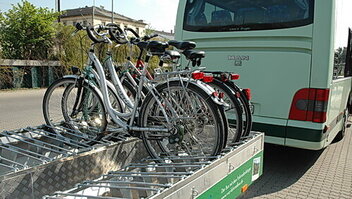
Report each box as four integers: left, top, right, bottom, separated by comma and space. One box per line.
191, 187, 199, 199
228, 162, 235, 173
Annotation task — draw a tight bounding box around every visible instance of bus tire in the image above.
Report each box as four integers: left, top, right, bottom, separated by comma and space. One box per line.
348, 94, 352, 113
335, 108, 349, 141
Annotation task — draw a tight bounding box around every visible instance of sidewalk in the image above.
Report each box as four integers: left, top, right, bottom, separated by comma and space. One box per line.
241, 120, 352, 199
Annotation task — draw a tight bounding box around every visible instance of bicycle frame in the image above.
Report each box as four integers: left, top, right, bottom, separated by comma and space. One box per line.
86, 45, 175, 133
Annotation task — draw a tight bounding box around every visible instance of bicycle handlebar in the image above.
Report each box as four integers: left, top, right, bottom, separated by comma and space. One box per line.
107, 23, 128, 44
142, 34, 158, 41
124, 28, 159, 42
86, 25, 107, 43
75, 23, 117, 44
74, 22, 159, 45
124, 27, 140, 38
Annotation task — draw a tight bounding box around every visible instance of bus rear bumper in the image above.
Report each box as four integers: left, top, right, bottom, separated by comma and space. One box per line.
285, 138, 325, 150
265, 135, 325, 150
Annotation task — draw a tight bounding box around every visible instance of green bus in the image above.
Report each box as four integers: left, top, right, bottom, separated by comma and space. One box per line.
175, 0, 352, 150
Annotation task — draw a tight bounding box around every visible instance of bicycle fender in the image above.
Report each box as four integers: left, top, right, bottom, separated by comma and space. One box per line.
63, 75, 80, 79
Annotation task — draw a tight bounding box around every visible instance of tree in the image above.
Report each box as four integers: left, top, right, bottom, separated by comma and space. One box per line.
334, 47, 347, 65
54, 24, 91, 76
0, 0, 59, 60
334, 47, 347, 77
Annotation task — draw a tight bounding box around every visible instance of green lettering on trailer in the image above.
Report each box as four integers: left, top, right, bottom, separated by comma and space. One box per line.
197, 151, 263, 199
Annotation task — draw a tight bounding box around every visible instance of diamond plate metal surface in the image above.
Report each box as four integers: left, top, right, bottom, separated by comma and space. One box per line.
0, 139, 149, 199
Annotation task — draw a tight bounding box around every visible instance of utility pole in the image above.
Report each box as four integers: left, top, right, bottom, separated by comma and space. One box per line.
56, 0, 61, 22
111, 0, 114, 23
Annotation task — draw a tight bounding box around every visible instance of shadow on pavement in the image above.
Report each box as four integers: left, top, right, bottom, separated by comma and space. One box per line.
240, 143, 324, 198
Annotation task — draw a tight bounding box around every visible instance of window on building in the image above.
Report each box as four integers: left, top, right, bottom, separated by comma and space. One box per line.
73, 21, 76, 26
136, 28, 140, 35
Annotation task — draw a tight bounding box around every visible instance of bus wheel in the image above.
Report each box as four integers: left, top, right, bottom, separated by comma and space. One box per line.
335, 108, 349, 141
348, 95, 352, 113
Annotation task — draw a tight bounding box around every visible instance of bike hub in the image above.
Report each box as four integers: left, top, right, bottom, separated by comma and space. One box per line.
169, 124, 185, 144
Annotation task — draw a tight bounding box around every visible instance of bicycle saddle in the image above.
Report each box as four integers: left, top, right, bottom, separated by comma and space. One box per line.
183, 50, 205, 60
147, 41, 169, 52
137, 41, 169, 54
168, 40, 196, 50
137, 41, 148, 49
165, 50, 181, 59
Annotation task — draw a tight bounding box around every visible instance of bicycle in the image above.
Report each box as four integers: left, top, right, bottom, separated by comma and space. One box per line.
43, 24, 228, 160
151, 40, 248, 146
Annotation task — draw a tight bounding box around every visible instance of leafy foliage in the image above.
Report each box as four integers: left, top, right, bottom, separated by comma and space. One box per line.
0, 0, 169, 84
334, 47, 347, 65
54, 24, 91, 76
334, 47, 347, 77
0, 0, 59, 60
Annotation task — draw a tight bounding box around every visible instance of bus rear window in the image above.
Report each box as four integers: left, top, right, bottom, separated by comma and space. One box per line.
183, 0, 314, 32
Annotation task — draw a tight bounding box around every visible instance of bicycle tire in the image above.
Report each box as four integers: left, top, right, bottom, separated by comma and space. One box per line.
43, 77, 107, 142
138, 80, 225, 160
223, 81, 253, 137
208, 79, 243, 144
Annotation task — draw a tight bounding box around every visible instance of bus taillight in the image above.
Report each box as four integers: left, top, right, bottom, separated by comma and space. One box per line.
289, 88, 330, 123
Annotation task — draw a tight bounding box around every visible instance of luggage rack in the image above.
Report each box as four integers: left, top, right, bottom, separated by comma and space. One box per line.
44, 132, 264, 199
0, 124, 128, 177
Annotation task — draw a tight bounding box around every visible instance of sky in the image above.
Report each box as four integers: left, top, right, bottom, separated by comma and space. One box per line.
0, 0, 351, 48
0, 0, 180, 32
335, 0, 352, 48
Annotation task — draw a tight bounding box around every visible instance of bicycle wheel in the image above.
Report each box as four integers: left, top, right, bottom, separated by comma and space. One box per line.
43, 77, 107, 141
223, 81, 253, 137
138, 80, 225, 160
208, 79, 243, 145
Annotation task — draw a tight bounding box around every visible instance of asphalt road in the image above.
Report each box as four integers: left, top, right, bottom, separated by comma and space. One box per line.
0, 89, 46, 131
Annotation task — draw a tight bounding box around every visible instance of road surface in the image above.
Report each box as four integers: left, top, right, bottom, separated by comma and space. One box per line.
0, 89, 46, 131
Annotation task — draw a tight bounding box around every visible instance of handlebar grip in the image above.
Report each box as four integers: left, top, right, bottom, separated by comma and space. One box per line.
75, 23, 84, 30
86, 26, 106, 43
142, 33, 159, 41
150, 34, 158, 38
125, 28, 140, 38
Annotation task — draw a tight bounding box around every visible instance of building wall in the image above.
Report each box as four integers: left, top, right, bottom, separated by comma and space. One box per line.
60, 15, 146, 36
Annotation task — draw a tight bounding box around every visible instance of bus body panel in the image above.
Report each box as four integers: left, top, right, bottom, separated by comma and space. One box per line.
175, 0, 351, 150
310, 0, 335, 88
179, 27, 313, 120
326, 78, 352, 140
